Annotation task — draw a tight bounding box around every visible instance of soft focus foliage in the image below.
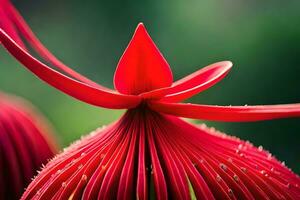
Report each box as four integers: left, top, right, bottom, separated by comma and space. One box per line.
0, 0, 299, 173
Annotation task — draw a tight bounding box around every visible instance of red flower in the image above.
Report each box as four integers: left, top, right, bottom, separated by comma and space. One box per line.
1, 2, 300, 199
0, 92, 57, 200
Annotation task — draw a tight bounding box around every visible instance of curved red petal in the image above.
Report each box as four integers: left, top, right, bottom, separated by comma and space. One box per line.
114, 23, 173, 95
142, 61, 232, 101
3, 1, 104, 88
149, 101, 300, 122
0, 2, 26, 50
0, 29, 141, 109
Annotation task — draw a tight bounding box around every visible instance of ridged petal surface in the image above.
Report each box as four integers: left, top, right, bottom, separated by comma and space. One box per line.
22, 109, 300, 200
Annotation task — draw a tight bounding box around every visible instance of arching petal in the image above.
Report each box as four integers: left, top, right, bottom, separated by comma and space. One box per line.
148, 101, 300, 122
142, 61, 232, 101
2, 1, 103, 88
114, 23, 173, 95
0, 1, 26, 49
0, 29, 141, 109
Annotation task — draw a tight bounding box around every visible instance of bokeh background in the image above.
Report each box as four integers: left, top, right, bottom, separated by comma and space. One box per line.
0, 0, 299, 172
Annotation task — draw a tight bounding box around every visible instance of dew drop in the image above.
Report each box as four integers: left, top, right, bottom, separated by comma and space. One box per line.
233, 174, 239, 182
216, 175, 222, 182
81, 152, 86, 156
36, 190, 41, 196
238, 144, 243, 149
227, 158, 233, 163
258, 145, 263, 152
260, 170, 266, 175
57, 170, 61, 174
78, 164, 83, 169
241, 167, 247, 173
287, 183, 291, 189
62, 182, 66, 187
267, 154, 272, 160
219, 163, 227, 171
228, 189, 234, 197
82, 174, 87, 181
281, 161, 286, 166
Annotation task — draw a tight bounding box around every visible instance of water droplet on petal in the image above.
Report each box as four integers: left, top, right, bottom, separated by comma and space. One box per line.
81, 152, 86, 156
216, 175, 222, 182
281, 161, 286, 166
78, 164, 83, 169
241, 167, 247, 173
220, 163, 228, 171
258, 145, 263, 152
267, 154, 272, 160
227, 158, 233, 163
228, 189, 234, 197
233, 174, 239, 182
82, 174, 87, 181
62, 182, 66, 187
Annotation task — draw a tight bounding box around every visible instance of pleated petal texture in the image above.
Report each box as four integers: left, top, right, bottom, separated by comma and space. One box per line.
0, 93, 57, 200
22, 109, 300, 200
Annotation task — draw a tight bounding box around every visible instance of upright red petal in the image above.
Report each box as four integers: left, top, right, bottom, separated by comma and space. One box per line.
114, 23, 173, 95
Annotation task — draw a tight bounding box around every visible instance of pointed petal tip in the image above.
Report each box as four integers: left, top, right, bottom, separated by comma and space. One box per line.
137, 22, 145, 27
219, 60, 233, 69
134, 22, 148, 37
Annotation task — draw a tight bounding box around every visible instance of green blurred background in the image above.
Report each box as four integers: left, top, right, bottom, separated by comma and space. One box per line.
0, 0, 299, 172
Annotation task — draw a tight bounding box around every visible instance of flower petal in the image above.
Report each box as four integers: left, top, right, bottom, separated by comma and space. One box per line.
0, 29, 141, 109
142, 61, 232, 101
3, 1, 103, 88
0, 1, 26, 50
149, 101, 300, 122
114, 23, 173, 95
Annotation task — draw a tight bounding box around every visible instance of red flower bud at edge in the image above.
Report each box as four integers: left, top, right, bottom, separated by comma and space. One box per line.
0, 1, 299, 199
0, 92, 57, 200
